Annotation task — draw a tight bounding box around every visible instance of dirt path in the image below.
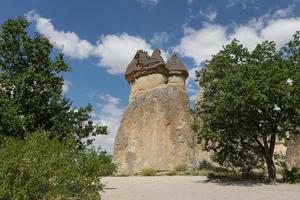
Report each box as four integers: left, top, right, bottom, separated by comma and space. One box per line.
102, 176, 300, 200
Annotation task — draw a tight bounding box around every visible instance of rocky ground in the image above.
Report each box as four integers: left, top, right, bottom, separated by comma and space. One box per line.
102, 176, 300, 200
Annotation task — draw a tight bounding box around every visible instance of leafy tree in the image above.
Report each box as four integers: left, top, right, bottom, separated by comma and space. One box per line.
195, 35, 300, 182
0, 131, 115, 200
0, 17, 107, 148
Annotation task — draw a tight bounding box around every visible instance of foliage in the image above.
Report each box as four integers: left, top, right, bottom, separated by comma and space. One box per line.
198, 160, 215, 171
210, 138, 265, 178
194, 33, 300, 182
0, 17, 107, 148
139, 167, 156, 176
274, 153, 300, 183
283, 167, 300, 183
0, 17, 115, 199
174, 163, 188, 172
0, 132, 115, 200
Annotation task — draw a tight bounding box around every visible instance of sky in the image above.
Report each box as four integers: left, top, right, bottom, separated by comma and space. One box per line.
1, 0, 300, 154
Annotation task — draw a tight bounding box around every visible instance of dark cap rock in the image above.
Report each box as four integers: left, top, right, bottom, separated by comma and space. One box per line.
166, 54, 188, 79
125, 49, 169, 83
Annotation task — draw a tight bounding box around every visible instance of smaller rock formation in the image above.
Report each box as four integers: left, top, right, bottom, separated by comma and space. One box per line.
166, 54, 188, 88
287, 135, 300, 168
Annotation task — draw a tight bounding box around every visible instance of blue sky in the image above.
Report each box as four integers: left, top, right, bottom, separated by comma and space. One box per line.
1, 0, 300, 153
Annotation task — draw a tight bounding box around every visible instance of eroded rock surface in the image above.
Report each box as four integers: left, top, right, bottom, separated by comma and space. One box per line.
287, 135, 300, 168
114, 85, 196, 175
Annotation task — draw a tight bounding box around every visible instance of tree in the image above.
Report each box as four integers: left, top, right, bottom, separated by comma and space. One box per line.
195, 35, 300, 182
0, 17, 106, 148
0, 131, 115, 200
0, 17, 115, 199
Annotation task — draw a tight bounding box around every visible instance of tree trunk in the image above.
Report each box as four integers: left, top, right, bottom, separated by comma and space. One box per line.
265, 153, 277, 183
263, 134, 277, 183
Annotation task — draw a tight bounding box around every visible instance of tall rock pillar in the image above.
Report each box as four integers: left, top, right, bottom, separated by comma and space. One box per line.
113, 49, 196, 175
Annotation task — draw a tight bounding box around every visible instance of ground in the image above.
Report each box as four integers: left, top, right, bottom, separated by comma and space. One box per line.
102, 176, 300, 200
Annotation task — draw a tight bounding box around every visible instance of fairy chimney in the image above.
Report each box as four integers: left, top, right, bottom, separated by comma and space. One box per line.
113, 49, 196, 175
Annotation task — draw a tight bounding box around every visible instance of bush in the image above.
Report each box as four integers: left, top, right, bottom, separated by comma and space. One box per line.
274, 153, 300, 183
140, 167, 156, 176
0, 131, 115, 200
283, 167, 300, 183
174, 163, 187, 172
198, 160, 215, 170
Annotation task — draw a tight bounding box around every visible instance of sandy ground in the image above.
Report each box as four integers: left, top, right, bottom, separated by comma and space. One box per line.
102, 176, 300, 200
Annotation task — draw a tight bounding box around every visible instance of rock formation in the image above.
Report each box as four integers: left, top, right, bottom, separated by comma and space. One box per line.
114, 49, 196, 175
287, 135, 300, 168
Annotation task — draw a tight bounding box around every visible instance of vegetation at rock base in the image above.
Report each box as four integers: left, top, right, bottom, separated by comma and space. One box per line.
0, 17, 114, 199
174, 163, 188, 172
0, 132, 115, 199
140, 167, 157, 176
193, 33, 300, 183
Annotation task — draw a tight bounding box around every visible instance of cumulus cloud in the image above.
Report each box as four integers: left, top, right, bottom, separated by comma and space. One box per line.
62, 80, 72, 94
26, 11, 95, 59
176, 15, 300, 65
150, 32, 169, 47
93, 94, 125, 154
26, 11, 165, 75
176, 25, 228, 64
200, 6, 218, 22
94, 33, 152, 74
275, 4, 295, 18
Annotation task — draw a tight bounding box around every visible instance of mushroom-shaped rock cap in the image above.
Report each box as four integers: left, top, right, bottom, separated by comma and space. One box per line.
166, 54, 189, 79
125, 49, 169, 83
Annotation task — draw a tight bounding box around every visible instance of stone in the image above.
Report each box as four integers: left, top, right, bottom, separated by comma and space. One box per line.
125, 49, 168, 83
114, 85, 196, 175
114, 49, 197, 175
287, 135, 300, 168
129, 73, 167, 103
166, 54, 188, 79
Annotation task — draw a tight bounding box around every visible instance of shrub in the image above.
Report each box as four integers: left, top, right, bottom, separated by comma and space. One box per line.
174, 163, 187, 172
283, 167, 300, 183
140, 167, 156, 176
198, 160, 215, 170
274, 153, 300, 183
0, 131, 115, 200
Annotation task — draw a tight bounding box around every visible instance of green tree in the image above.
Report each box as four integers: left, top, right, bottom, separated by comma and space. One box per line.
0, 131, 114, 200
195, 35, 300, 182
0, 17, 106, 148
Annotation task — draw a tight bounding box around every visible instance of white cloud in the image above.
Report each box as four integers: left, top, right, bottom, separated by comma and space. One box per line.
26, 11, 168, 75
137, 0, 159, 7
274, 4, 295, 18
200, 7, 218, 22
26, 11, 95, 60
94, 33, 152, 74
260, 18, 300, 47
93, 94, 125, 154
176, 15, 300, 65
150, 32, 169, 47
62, 80, 72, 94
176, 25, 228, 64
